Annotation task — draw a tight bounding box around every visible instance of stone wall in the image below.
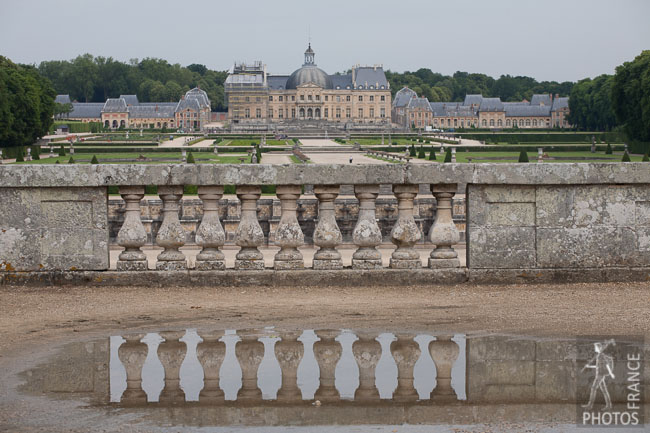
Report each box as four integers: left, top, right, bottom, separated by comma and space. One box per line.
468, 184, 650, 269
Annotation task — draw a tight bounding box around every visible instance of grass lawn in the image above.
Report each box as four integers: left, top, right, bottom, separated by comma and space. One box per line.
219, 139, 288, 147
13, 153, 251, 164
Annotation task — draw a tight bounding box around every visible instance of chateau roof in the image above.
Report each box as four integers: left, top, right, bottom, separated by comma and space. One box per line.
504, 103, 552, 116
268, 75, 289, 90
102, 98, 128, 112
128, 104, 176, 118
530, 94, 552, 106
552, 97, 569, 111
393, 87, 417, 108
55, 94, 71, 104
119, 94, 139, 106
407, 96, 432, 111
353, 66, 388, 90
479, 97, 504, 111
331, 74, 353, 89
463, 94, 483, 106
68, 102, 103, 118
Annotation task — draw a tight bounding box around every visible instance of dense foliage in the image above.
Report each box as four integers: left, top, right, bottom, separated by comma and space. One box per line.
385, 69, 573, 102
38, 54, 227, 111
611, 51, 650, 143
567, 75, 617, 131
0, 56, 56, 147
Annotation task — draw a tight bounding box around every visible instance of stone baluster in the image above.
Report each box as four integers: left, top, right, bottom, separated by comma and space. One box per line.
235, 186, 265, 270
313, 186, 343, 269
235, 332, 265, 401
429, 184, 460, 268
390, 334, 421, 402
274, 185, 305, 270
155, 186, 186, 270
157, 331, 187, 403
313, 330, 342, 402
116, 186, 148, 271
451, 147, 456, 162
196, 331, 226, 402
429, 336, 460, 400
117, 333, 148, 404
352, 333, 382, 401
390, 184, 422, 269
195, 186, 226, 270
352, 185, 382, 269
274, 331, 304, 402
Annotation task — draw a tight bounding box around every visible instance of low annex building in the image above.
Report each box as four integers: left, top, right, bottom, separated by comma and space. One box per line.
224, 44, 392, 126
54, 88, 211, 131
392, 87, 570, 129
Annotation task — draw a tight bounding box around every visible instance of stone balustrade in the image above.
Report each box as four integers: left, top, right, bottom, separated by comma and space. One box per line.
1, 163, 650, 285
115, 329, 462, 405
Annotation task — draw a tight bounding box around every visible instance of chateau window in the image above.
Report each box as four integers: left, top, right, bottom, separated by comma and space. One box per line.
489, 119, 494, 126
300, 95, 305, 101
346, 108, 351, 118
278, 110, 283, 118
370, 95, 374, 102
308, 95, 312, 101
336, 108, 341, 118
269, 96, 273, 102
336, 96, 341, 102
370, 108, 374, 117
324, 108, 329, 118
533, 119, 538, 126
291, 108, 296, 118
513, 119, 518, 126
245, 97, 250, 102
245, 108, 250, 118
380, 95, 385, 102
346, 96, 350, 102
358, 108, 363, 117
268, 109, 273, 118
325, 95, 328, 101
256, 108, 261, 118
506, 119, 511, 126
291, 96, 295, 101
454, 119, 458, 127
418, 112, 422, 118
380, 108, 385, 118
497, 119, 502, 127
256, 97, 261, 103
526, 119, 531, 126
279, 96, 283, 102
316, 95, 320, 101
358, 96, 363, 102
482, 119, 487, 127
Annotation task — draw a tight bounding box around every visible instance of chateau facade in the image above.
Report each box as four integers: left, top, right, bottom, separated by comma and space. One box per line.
54, 88, 211, 130
224, 45, 392, 125
392, 87, 570, 129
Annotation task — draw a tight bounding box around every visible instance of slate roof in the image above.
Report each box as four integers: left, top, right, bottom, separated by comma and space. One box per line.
268, 75, 289, 90
119, 95, 139, 106
430, 102, 477, 116
463, 94, 483, 106
184, 88, 211, 109
530, 94, 552, 106
128, 105, 176, 119
353, 67, 388, 90
68, 103, 104, 119
102, 98, 128, 112
552, 97, 569, 111
331, 74, 353, 89
176, 98, 201, 112
479, 97, 504, 111
504, 103, 552, 116
407, 97, 432, 111
393, 87, 417, 108
55, 94, 71, 104
225, 73, 264, 86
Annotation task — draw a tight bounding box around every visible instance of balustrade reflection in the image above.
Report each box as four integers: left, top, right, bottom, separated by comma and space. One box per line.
116, 183, 463, 270
114, 328, 464, 405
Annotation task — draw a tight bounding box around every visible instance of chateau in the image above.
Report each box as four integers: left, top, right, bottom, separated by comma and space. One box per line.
54, 87, 211, 130
392, 87, 570, 129
224, 45, 392, 126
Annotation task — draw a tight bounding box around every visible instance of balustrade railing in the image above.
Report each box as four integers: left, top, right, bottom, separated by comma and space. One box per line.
116, 183, 462, 271
114, 329, 463, 404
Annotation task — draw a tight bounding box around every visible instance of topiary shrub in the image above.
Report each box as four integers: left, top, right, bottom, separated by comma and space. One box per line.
91, 155, 99, 164
59, 145, 66, 156
187, 152, 196, 163
418, 146, 425, 159
518, 151, 529, 162
429, 149, 436, 161
409, 144, 416, 157
256, 146, 262, 163
443, 148, 452, 163
16, 152, 24, 162
605, 143, 613, 155
621, 151, 631, 162
68, 157, 75, 164
643, 153, 649, 162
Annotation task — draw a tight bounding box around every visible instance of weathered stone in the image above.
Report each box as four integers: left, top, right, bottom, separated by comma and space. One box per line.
274, 331, 304, 402
429, 336, 459, 400
352, 333, 382, 401
429, 184, 460, 268
116, 186, 147, 271
390, 184, 422, 269
469, 226, 536, 269
196, 331, 226, 402
313, 186, 343, 270
235, 331, 265, 401
157, 331, 187, 403
313, 329, 342, 402
117, 333, 147, 404
273, 185, 304, 270
352, 184, 382, 269
235, 186, 265, 270
390, 333, 420, 402
195, 186, 225, 271
155, 186, 186, 271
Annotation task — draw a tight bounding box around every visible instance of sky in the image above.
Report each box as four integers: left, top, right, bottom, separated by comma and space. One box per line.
1, 0, 649, 83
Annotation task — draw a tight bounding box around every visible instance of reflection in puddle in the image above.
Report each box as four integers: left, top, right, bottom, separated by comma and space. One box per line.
21, 329, 648, 427
109, 329, 467, 403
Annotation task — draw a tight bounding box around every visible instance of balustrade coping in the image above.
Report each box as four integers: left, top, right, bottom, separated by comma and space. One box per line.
1, 163, 649, 188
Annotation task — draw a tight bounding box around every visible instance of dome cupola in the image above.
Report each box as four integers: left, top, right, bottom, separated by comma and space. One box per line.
285, 44, 333, 90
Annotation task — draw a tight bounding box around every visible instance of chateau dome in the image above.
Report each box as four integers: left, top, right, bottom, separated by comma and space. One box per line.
285, 44, 333, 90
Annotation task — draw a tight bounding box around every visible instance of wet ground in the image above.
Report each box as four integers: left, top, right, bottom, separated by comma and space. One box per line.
1, 282, 649, 432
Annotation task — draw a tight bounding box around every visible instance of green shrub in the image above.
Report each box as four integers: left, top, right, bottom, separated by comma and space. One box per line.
55, 160, 60, 164
59, 145, 66, 156
622, 151, 631, 162
428, 149, 436, 161
418, 146, 425, 159
256, 146, 262, 163
16, 152, 24, 162
31, 146, 40, 160
643, 153, 649, 162
409, 144, 416, 157
183, 185, 198, 195
443, 148, 452, 163
518, 151, 529, 163
187, 152, 195, 163
145, 185, 157, 195
605, 143, 613, 154
68, 157, 75, 164
90, 155, 99, 164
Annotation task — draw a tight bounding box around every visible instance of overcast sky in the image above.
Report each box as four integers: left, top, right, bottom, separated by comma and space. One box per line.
1, 0, 649, 82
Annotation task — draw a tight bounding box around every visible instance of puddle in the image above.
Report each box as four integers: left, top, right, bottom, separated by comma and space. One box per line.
18, 328, 648, 428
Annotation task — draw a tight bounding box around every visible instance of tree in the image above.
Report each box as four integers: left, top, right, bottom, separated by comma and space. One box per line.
428, 149, 436, 160
418, 146, 425, 158
611, 51, 650, 146
90, 155, 99, 164
256, 146, 262, 163
409, 144, 416, 157
621, 151, 631, 162
568, 75, 617, 131
31, 145, 40, 160
642, 153, 649, 162
443, 148, 452, 163
518, 151, 529, 162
